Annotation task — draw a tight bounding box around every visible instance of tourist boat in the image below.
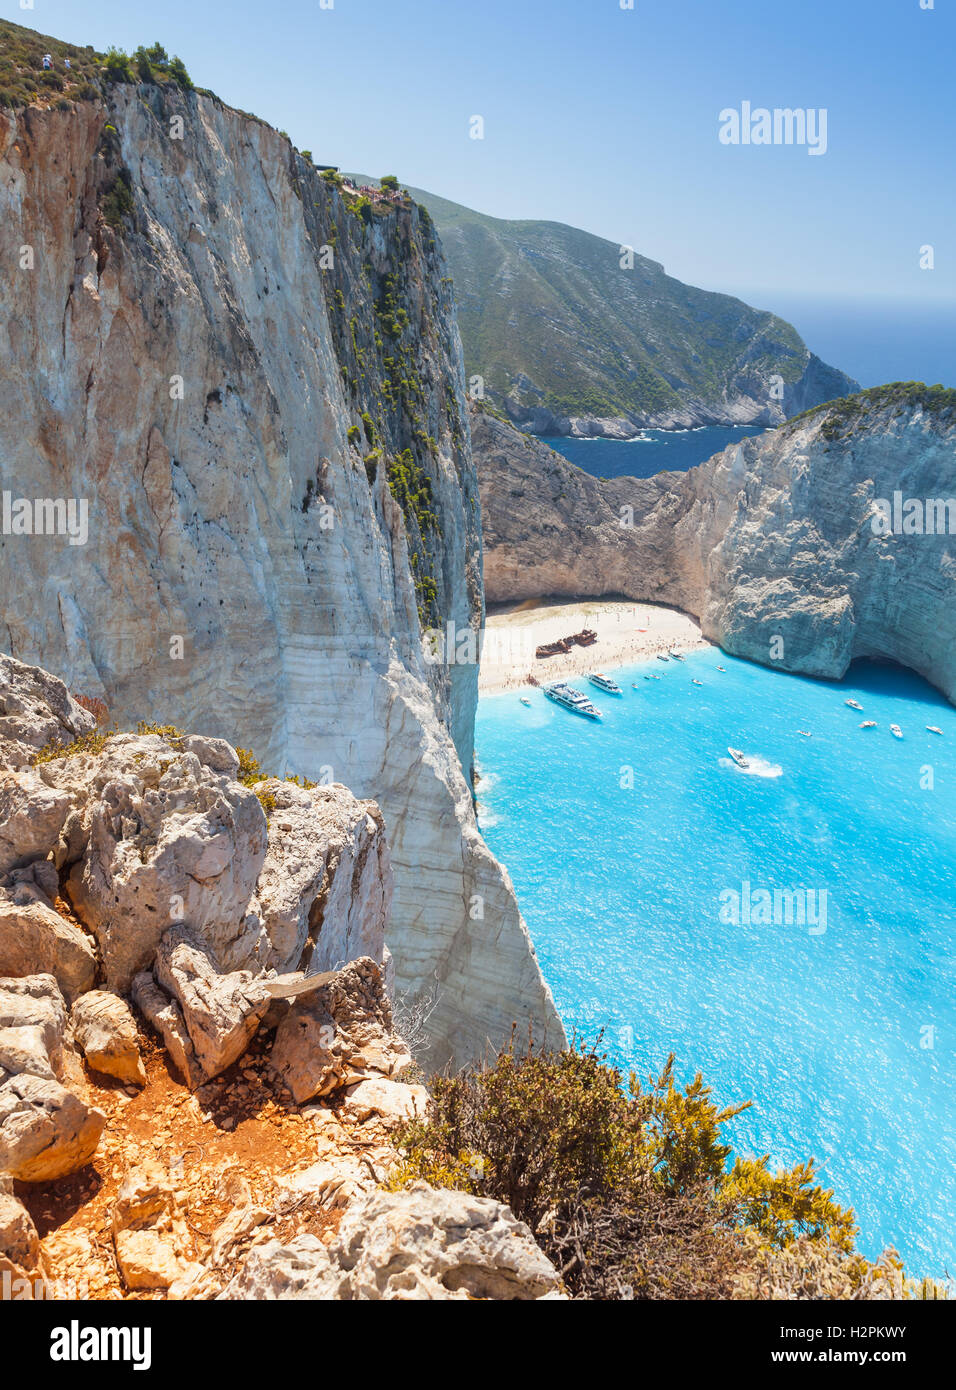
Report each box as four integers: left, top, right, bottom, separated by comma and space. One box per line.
728, 747, 749, 769
544, 682, 602, 720
860, 721, 877, 729
669, 651, 686, 661
657, 654, 670, 663
845, 699, 863, 710
890, 724, 903, 739
588, 672, 623, 695
643, 674, 660, 681
927, 726, 943, 736
520, 697, 531, 707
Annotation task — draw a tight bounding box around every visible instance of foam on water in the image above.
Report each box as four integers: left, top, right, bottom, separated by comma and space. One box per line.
476, 650, 956, 1276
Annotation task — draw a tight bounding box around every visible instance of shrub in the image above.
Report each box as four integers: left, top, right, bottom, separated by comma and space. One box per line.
103, 47, 134, 83
168, 55, 192, 90
379, 174, 399, 191
101, 169, 134, 228
393, 1037, 878, 1300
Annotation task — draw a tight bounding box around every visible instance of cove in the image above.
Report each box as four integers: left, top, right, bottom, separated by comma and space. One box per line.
475, 649, 956, 1276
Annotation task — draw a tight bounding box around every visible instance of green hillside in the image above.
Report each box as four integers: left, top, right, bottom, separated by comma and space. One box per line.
355, 180, 857, 428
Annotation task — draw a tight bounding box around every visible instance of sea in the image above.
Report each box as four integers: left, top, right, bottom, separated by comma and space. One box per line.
475, 649, 956, 1278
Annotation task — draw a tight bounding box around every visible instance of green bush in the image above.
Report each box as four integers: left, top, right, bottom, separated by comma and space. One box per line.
392, 1037, 878, 1300
101, 168, 134, 228
103, 46, 134, 83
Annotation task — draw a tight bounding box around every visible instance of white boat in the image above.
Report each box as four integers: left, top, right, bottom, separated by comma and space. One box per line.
728, 747, 749, 769
797, 729, 812, 737
860, 721, 877, 729
544, 682, 602, 720
643, 674, 660, 681
692, 679, 704, 687
845, 699, 863, 711
890, 724, 903, 739
927, 726, 943, 736
588, 672, 623, 695
717, 665, 726, 672
520, 697, 531, 707
670, 651, 686, 661
657, 654, 670, 663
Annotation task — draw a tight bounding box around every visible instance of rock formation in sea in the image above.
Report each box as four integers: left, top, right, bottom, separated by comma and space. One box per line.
475, 386, 956, 703
0, 82, 563, 1068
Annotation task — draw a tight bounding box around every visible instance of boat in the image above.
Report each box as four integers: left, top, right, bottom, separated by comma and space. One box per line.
657, 654, 670, 663
717, 666, 726, 672
544, 682, 602, 720
797, 729, 812, 737
845, 699, 863, 711
643, 674, 660, 681
692, 679, 704, 687
890, 724, 903, 739
670, 651, 686, 661
860, 721, 877, 729
520, 697, 531, 707
927, 726, 943, 735
588, 672, 623, 695
727, 747, 749, 769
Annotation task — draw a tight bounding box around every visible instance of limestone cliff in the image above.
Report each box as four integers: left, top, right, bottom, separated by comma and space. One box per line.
476, 386, 956, 702
0, 84, 563, 1066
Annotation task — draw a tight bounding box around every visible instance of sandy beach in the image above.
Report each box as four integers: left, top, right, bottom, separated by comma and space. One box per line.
478, 598, 710, 694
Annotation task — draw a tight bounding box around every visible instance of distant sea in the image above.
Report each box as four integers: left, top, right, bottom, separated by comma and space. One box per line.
542, 426, 762, 478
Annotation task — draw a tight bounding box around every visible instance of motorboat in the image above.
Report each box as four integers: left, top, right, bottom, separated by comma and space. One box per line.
845, 699, 863, 711
588, 672, 623, 695
797, 729, 812, 737
890, 724, 903, 739
728, 747, 749, 769
657, 654, 670, 663
520, 697, 531, 707
860, 721, 877, 729
692, 679, 704, 687
544, 682, 602, 720
644, 673, 661, 681
670, 651, 686, 661
927, 726, 943, 736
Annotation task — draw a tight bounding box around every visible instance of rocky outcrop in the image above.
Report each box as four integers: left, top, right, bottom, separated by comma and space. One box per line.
0, 84, 562, 1068
71, 990, 146, 1086
0, 865, 96, 1002
219, 1181, 564, 1300
271, 956, 410, 1104
476, 387, 956, 703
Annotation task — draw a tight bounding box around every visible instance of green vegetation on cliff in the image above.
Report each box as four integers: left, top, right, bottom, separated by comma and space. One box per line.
0, 20, 192, 107
786, 381, 956, 441
392, 1038, 939, 1300
388, 183, 858, 426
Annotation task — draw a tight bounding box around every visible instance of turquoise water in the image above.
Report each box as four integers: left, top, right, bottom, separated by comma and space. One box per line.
476, 651, 956, 1276
542, 425, 763, 478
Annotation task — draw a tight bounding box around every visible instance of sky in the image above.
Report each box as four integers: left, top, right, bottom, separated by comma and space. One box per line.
15, 0, 956, 321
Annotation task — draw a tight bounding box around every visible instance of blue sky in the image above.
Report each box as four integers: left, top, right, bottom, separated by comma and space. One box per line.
15, 0, 956, 314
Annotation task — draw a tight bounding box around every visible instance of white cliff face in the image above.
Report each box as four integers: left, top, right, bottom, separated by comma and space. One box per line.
476, 391, 956, 702
0, 88, 563, 1067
